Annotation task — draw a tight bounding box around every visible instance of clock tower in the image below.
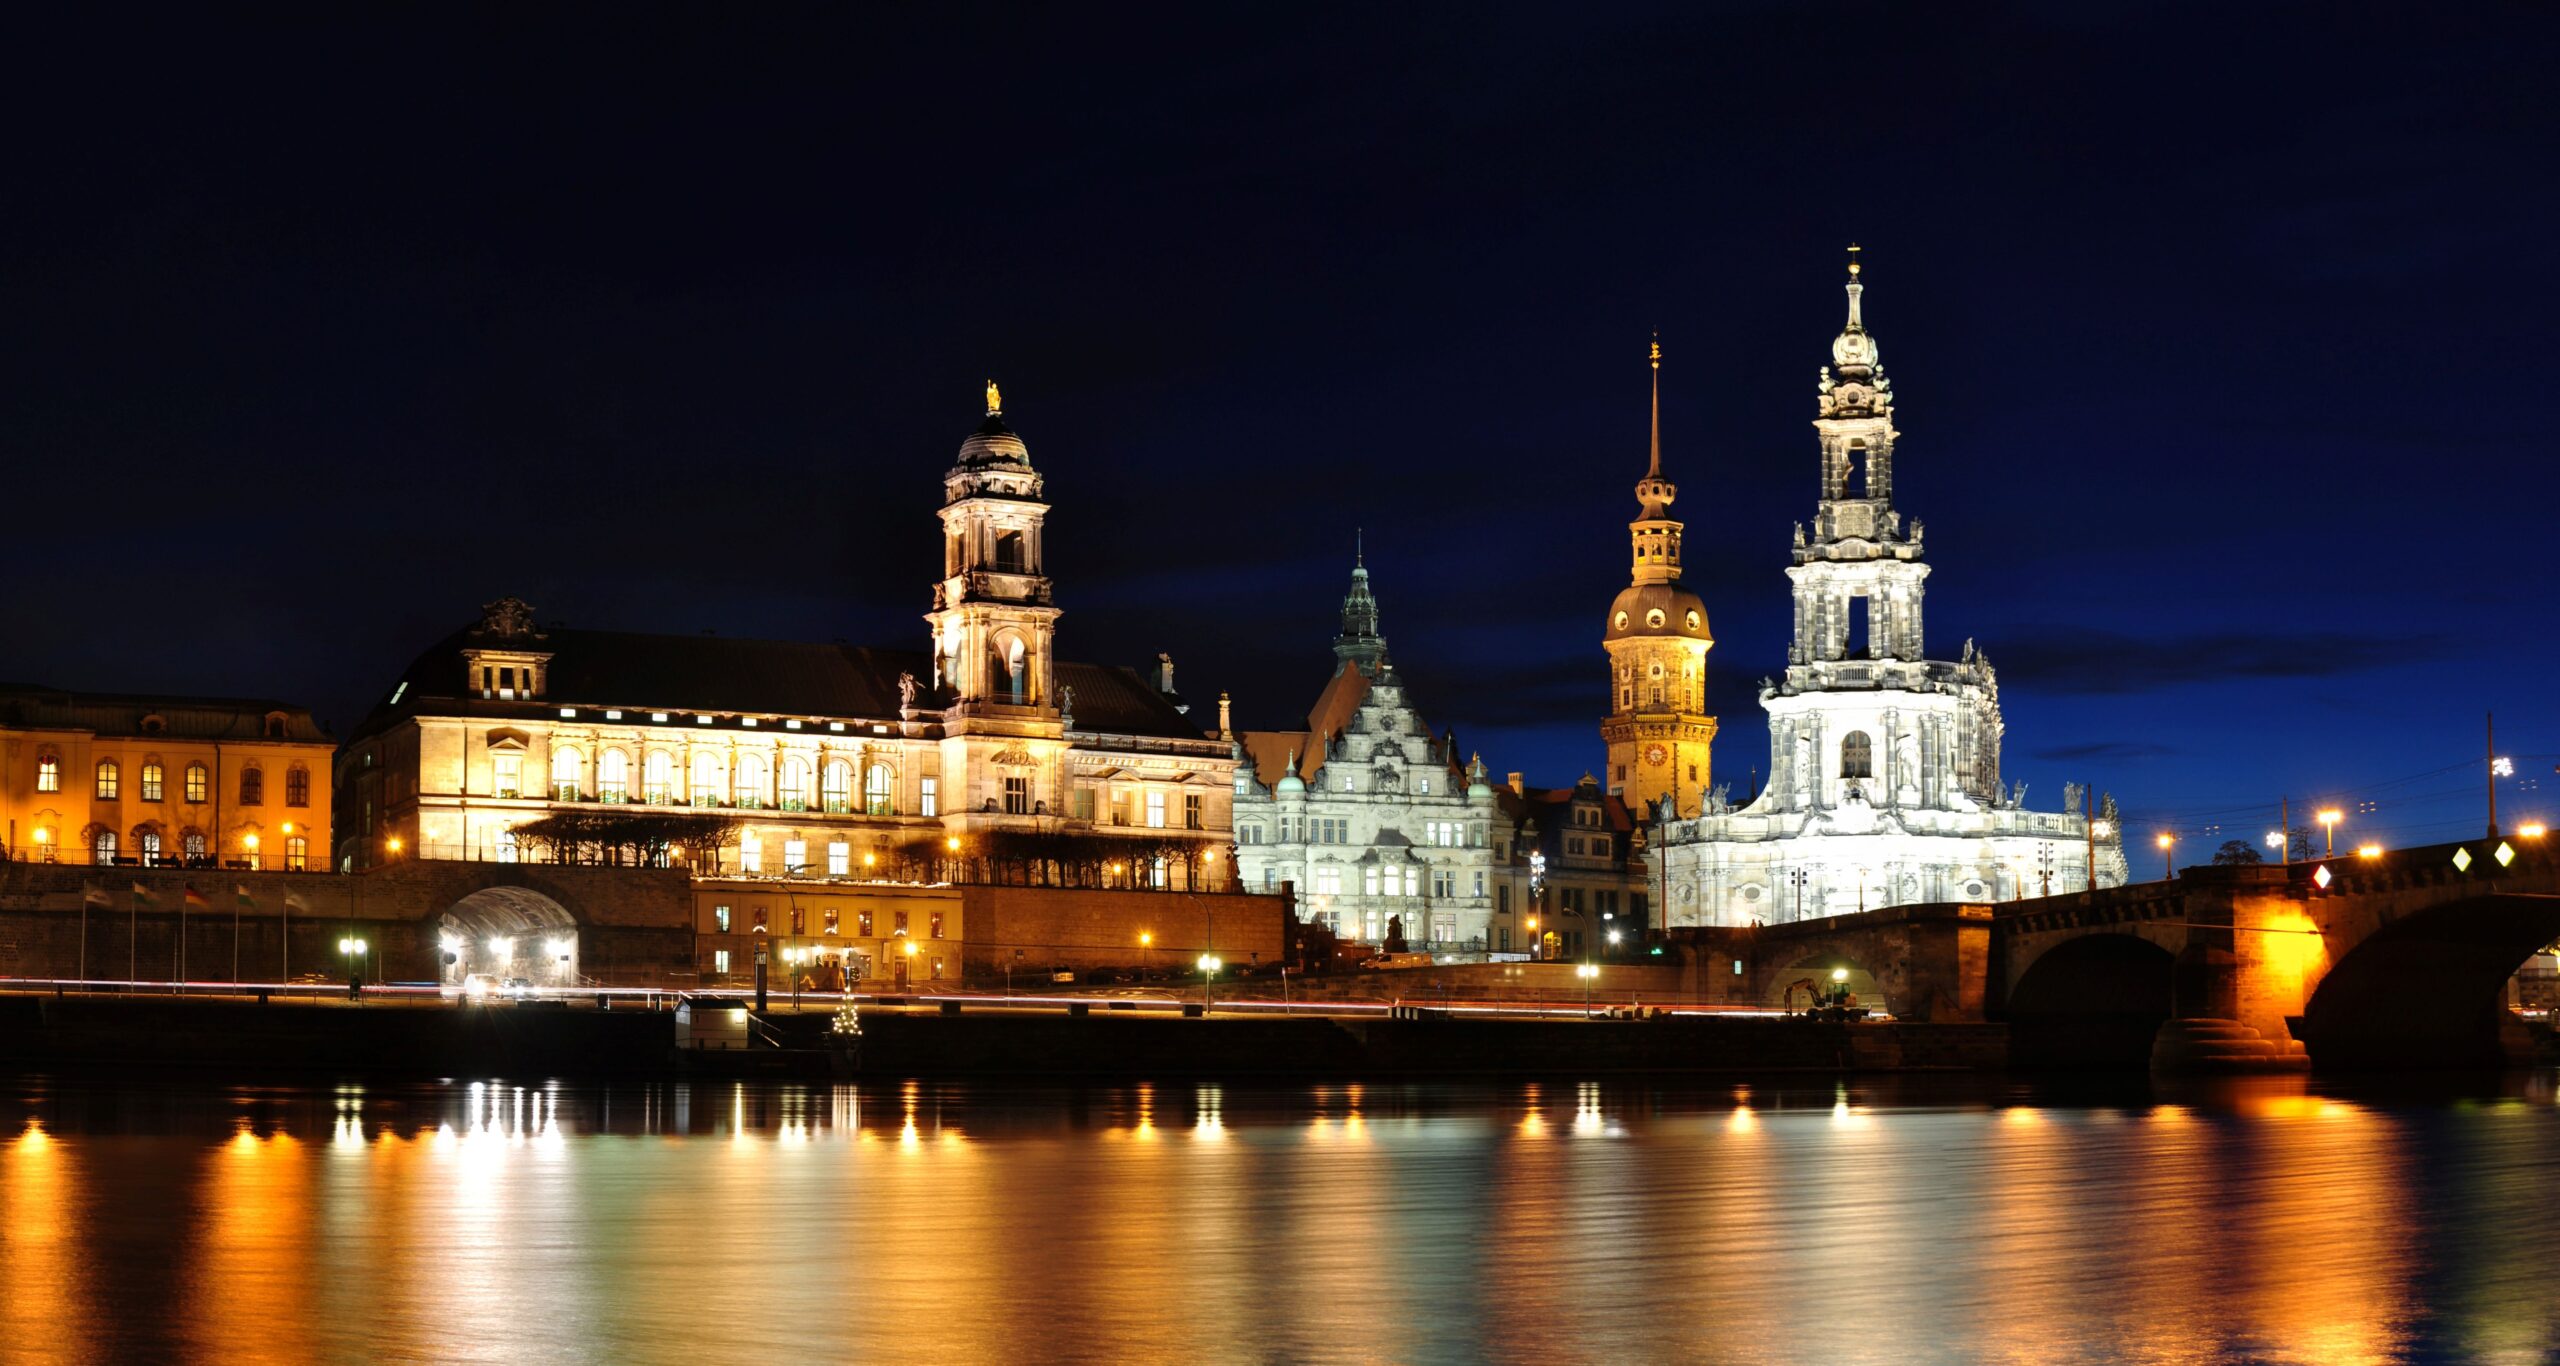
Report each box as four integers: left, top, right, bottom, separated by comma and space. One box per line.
1600, 339, 1717, 819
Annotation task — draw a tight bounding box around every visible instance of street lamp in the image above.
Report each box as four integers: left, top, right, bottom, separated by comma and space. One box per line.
385, 836, 402, 860
1198, 953, 1221, 1012
2317, 808, 2342, 856
1525, 916, 1539, 960
1830, 965, 1849, 1009
2266, 830, 2288, 865
1575, 962, 1598, 1017
338, 936, 367, 999
245, 832, 261, 871
2521, 823, 2548, 839
2155, 832, 2175, 881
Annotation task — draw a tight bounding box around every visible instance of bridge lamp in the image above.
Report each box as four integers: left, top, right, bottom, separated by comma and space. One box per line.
2357, 844, 2384, 859
1831, 967, 1849, 983
1139, 931, 1154, 948
2522, 823, 2549, 839
1608, 930, 1623, 945
945, 836, 961, 853
337, 937, 366, 957
487, 936, 511, 958
2318, 809, 2342, 855
2265, 831, 2287, 863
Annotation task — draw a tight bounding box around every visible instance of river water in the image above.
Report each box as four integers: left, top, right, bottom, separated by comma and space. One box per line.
1, 1072, 2555, 1364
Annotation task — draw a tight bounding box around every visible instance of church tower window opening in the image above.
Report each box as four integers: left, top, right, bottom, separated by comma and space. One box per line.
1840, 731, 1873, 779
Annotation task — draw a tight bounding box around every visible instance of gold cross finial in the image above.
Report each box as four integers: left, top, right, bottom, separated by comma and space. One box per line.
1846, 243, 1862, 277
1650, 331, 1661, 369
985, 379, 1002, 415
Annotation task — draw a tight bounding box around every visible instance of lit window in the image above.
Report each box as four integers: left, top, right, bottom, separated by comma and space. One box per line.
857, 911, 873, 937
864, 763, 895, 816
93, 830, 117, 865
1004, 775, 1029, 815
643, 751, 673, 803
140, 763, 164, 802
138, 830, 162, 864
824, 908, 839, 934
784, 838, 807, 874
552, 746, 583, 801
828, 841, 850, 876
560, 707, 577, 718
95, 760, 120, 800
288, 836, 310, 871
919, 776, 938, 818
822, 761, 852, 813
1185, 793, 1202, 830
741, 836, 763, 874
286, 766, 310, 807
714, 949, 731, 976
598, 750, 630, 802
183, 832, 205, 862
492, 753, 522, 799
35, 756, 59, 793
780, 756, 812, 810
1146, 791, 1166, 828
714, 905, 731, 933
1313, 866, 1342, 895
737, 754, 768, 808
691, 751, 726, 807
930, 912, 945, 939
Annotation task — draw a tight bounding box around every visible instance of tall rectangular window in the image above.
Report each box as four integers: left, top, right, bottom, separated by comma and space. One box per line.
1145, 791, 1166, 829
790, 907, 805, 935
741, 837, 763, 874
894, 911, 909, 934
1003, 775, 1029, 814
1070, 788, 1094, 821
828, 841, 850, 876
95, 761, 120, 800
140, 764, 163, 802
35, 757, 59, 793
920, 776, 938, 818
1110, 791, 1130, 826
714, 949, 731, 976
930, 912, 944, 939
240, 768, 263, 805
285, 767, 310, 807
286, 837, 307, 871
784, 838, 808, 873
492, 753, 521, 799
1184, 793, 1202, 829
824, 908, 840, 933
858, 911, 873, 937
715, 905, 731, 933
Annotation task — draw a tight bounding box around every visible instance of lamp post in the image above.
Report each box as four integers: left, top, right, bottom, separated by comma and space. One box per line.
1576, 961, 1598, 1018
2317, 808, 2341, 857
2266, 830, 2288, 865
902, 937, 920, 989
1830, 965, 1849, 1009
338, 936, 367, 1000
2156, 832, 2175, 881
1198, 954, 1221, 1013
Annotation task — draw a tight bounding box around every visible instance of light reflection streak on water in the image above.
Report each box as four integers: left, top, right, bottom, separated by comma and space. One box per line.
0, 1078, 2555, 1363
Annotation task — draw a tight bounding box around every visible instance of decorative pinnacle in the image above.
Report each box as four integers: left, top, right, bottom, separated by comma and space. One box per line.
1647, 332, 1663, 479
1355, 526, 1365, 570
1843, 244, 1866, 332
985, 379, 1002, 416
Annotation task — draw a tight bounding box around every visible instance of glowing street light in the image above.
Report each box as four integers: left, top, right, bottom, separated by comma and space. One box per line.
338, 936, 367, 999
1139, 931, 1154, 948
2265, 830, 2288, 864
2155, 832, 2175, 881
2521, 823, 2549, 839
2357, 844, 2385, 859
1198, 954, 1222, 1012
2317, 808, 2342, 856
1576, 961, 1599, 1016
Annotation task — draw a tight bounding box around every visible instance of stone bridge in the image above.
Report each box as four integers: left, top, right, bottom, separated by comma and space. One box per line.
1671, 835, 2560, 1070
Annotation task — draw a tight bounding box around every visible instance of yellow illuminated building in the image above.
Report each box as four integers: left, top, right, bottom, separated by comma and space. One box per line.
1599, 338, 1717, 818
0, 683, 334, 871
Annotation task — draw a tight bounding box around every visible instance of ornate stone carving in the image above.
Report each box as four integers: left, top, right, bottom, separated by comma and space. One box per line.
478, 597, 539, 639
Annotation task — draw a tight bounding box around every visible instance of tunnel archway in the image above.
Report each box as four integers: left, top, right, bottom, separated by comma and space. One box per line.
438, 887, 581, 989
2299, 893, 2560, 1070
1767, 952, 1885, 1015
2006, 934, 2175, 1069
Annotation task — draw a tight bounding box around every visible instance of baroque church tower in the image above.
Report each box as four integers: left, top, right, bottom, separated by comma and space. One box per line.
929, 381, 1071, 824
1600, 338, 1717, 819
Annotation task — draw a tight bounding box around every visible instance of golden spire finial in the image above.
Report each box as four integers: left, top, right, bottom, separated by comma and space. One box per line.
1846, 242, 1862, 277
985, 378, 1002, 416
1650, 330, 1661, 370
1646, 330, 1663, 480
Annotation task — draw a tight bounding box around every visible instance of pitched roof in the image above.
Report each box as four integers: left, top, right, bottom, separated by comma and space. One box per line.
0, 683, 332, 743
351, 624, 1205, 744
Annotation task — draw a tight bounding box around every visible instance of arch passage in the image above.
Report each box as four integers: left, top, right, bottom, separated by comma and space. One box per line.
1768, 952, 1885, 1015
438, 887, 580, 987
2300, 893, 2560, 1070
2006, 934, 2174, 1069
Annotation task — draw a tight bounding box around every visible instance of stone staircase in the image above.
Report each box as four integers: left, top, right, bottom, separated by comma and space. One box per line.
2151, 1017, 2311, 1073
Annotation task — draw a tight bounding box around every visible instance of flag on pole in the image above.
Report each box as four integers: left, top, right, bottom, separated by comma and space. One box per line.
284, 891, 310, 914
183, 885, 210, 910
83, 883, 111, 909
131, 882, 156, 907
235, 885, 254, 909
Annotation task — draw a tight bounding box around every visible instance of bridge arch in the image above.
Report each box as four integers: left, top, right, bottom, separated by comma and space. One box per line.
437, 886, 581, 987
2005, 933, 2175, 1069
2299, 892, 2560, 1070
1765, 950, 1886, 1014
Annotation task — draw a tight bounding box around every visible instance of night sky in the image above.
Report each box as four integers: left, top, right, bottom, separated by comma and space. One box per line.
8, 5, 2554, 853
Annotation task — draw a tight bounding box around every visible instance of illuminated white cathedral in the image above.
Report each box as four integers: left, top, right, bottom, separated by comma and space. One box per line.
1655, 251, 2129, 925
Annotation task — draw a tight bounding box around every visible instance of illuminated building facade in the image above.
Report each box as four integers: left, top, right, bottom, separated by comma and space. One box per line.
1231, 553, 1499, 948
0, 682, 333, 871
1657, 253, 2128, 924
338, 386, 1237, 882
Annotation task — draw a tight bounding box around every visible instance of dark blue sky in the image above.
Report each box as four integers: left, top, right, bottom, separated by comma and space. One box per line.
6, 4, 2553, 851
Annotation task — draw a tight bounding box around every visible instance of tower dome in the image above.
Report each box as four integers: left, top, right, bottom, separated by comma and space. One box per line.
1830, 245, 1880, 373
954, 379, 1033, 469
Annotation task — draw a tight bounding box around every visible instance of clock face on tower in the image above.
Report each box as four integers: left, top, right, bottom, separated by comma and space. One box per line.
1643, 744, 1668, 766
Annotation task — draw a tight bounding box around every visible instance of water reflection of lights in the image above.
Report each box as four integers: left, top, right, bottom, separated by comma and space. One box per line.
1727, 1105, 1757, 1134
1573, 1082, 1605, 1137
1194, 1084, 1225, 1141
15, 1119, 49, 1151
1518, 1082, 1547, 1138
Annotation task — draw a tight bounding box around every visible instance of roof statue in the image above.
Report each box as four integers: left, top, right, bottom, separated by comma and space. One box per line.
985, 378, 1002, 416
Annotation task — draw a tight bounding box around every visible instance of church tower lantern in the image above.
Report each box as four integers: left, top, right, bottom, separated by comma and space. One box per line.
1600, 337, 1717, 819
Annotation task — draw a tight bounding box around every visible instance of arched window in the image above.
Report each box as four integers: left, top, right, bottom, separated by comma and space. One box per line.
1001, 638, 1028, 704
285, 766, 310, 807
642, 751, 673, 803
781, 755, 811, 811
136, 828, 163, 865
239, 767, 264, 805
598, 750, 630, 802
864, 763, 895, 816
822, 760, 853, 813
140, 762, 164, 802
92, 829, 117, 866
95, 760, 120, 801
737, 754, 768, 808
184, 762, 208, 804
182, 830, 206, 863
994, 529, 1027, 573
552, 746, 583, 801
35, 756, 59, 793
1840, 731, 1874, 780
690, 751, 726, 807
